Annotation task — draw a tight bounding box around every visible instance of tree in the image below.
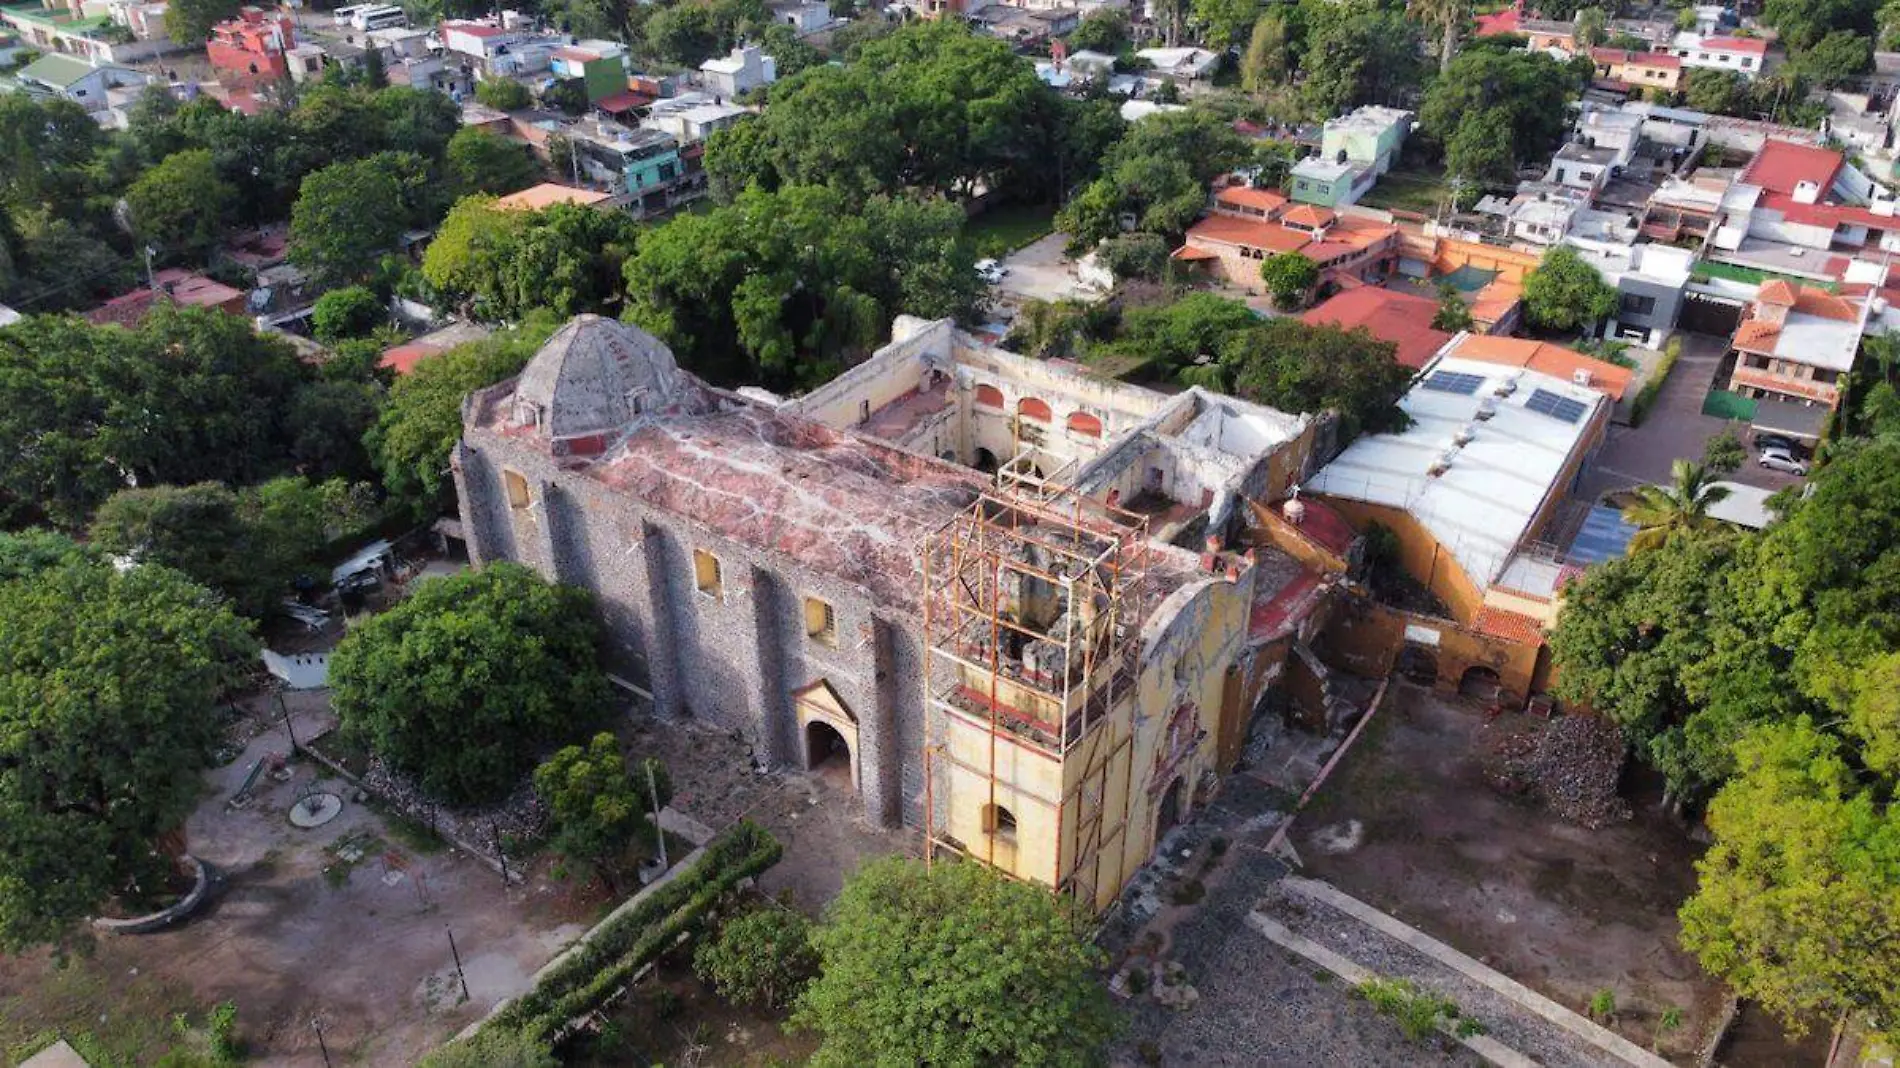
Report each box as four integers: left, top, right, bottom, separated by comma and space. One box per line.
89, 477, 371, 617
791, 856, 1119, 1068
1882, 0, 1900, 49
1796, 29, 1873, 86
0, 557, 256, 949
0, 529, 93, 582
1684, 68, 1752, 116
1067, 7, 1130, 52
1702, 429, 1747, 474
1100, 232, 1171, 281
1444, 105, 1517, 188
330, 563, 611, 807
1761, 0, 1876, 54
1205, 319, 1413, 440
164, 0, 241, 44
1677, 719, 1900, 1045
312, 285, 385, 343
1421, 49, 1581, 176
696, 908, 819, 1009
1259, 251, 1318, 309
417, 1030, 558, 1068
1573, 6, 1607, 47
1410, 0, 1470, 74
534, 732, 667, 893
475, 77, 533, 111
424, 199, 639, 322
1056, 110, 1250, 251
291, 155, 414, 284
445, 127, 540, 199
126, 150, 236, 256
374, 85, 462, 161
1432, 284, 1473, 332
1622, 459, 1733, 553
1192, 0, 1263, 49
1102, 292, 1258, 377
1241, 12, 1291, 92
366, 319, 557, 515
1522, 246, 1618, 333
1300, 8, 1423, 117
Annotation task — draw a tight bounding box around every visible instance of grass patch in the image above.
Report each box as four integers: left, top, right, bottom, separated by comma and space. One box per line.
964, 202, 1057, 259
0, 955, 211, 1066
370, 799, 450, 856
1356, 170, 1452, 216
1691, 259, 1838, 292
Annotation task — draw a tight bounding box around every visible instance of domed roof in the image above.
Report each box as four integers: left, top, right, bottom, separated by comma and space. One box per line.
513, 316, 682, 441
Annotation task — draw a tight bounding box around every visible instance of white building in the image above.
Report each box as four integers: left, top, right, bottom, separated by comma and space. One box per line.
644, 94, 750, 143
1134, 47, 1220, 82
700, 44, 776, 97
1670, 32, 1768, 78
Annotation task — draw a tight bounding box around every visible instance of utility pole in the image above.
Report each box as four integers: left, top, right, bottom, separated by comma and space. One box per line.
276, 688, 298, 753
491, 819, 509, 885
446, 925, 471, 1002
311, 1018, 333, 1068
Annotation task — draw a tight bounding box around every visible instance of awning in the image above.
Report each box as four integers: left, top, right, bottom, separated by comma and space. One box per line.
1749, 396, 1828, 440
1171, 246, 1219, 261
595, 90, 653, 115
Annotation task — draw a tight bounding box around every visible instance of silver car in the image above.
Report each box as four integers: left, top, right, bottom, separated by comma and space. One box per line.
1758, 447, 1808, 476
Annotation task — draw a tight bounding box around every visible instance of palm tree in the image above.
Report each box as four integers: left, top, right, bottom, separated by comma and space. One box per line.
1620, 459, 1732, 553
1409, 0, 1469, 75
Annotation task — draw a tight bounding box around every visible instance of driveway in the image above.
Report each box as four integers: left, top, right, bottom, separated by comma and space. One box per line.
993, 232, 1108, 308
1576, 332, 1805, 503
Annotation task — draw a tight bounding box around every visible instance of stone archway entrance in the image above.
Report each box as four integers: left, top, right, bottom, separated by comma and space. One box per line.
1459, 664, 1504, 703
793, 679, 858, 794
1154, 776, 1185, 847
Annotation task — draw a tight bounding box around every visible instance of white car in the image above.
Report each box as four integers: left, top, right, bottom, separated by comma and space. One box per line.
974, 258, 1006, 284
1758, 447, 1808, 476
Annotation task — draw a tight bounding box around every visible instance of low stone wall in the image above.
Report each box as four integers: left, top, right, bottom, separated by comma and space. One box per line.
93, 856, 220, 935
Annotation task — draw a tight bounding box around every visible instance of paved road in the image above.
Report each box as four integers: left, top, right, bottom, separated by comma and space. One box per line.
1576, 332, 1804, 503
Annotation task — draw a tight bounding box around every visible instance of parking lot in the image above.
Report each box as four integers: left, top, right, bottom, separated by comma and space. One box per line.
992, 232, 1110, 309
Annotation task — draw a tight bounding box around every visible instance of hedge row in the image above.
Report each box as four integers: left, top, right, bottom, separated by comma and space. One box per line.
490, 820, 782, 1043
1630, 336, 1683, 426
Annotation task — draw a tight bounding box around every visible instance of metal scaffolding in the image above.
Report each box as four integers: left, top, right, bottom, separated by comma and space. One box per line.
920, 476, 1158, 907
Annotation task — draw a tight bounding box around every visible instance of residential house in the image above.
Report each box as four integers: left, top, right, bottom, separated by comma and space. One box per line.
1670, 32, 1768, 78
1291, 105, 1411, 208
441, 20, 523, 68
1301, 287, 1453, 370
85, 269, 248, 327
1545, 143, 1619, 195
551, 41, 627, 103
699, 43, 775, 97
1726, 280, 1868, 410
14, 52, 148, 114
1175, 186, 1400, 293
1567, 239, 1693, 346
1591, 47, 1682, 92
1135, 47, 1220, 82
206, 7, 296, 91
768, 0, 834, 34
1522, 17, 1577, 53
492, 182, 612, 211
1, 0, 172, 63
642, 93, 747, 143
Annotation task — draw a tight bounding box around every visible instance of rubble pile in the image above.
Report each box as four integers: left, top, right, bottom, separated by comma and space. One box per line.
1530, 714, 1631, 829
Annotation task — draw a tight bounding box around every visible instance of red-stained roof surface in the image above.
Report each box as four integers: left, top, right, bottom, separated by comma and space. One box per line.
1183, 214, 1313, 253
1474, 606, 1545, 645
1215, 185, 1288, 213
1282, 204, 1336, 229
1742, 140, 1845, 196
1591, 47, 1681, 70
1756, 279, 1798, 305
595, 90, 655, 114
1475, 2, 1520, 36
1302, 288, 1452, 370
1701, 35, 1768, 54
444, 20, 508, 37
85, 269, 245, 327
1757, 191, 1899, 233
379, 341, 445, 375
1283, 495, 1357, 557
1733, 320, 1781, 352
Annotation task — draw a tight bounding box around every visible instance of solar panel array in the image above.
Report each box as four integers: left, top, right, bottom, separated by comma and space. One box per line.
1420, 370, 1484, 396
1525, 388, 1588, 424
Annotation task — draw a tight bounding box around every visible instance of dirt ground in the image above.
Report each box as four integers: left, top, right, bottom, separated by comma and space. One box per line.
1295, 684, 1728, 1062
0, 692, 603, 1067
565, 954, 818, 1067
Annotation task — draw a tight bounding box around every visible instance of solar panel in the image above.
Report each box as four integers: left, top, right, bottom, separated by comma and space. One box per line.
1420, 370, 1484, 396
1525, 388, 1588, 424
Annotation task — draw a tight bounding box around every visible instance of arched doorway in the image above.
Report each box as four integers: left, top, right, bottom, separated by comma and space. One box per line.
805, 720, 853, 791
1154, 776, 1185, 846
974, 447, 999, 473
1459, 665, 1503, 703
1396, 644, 1439, 686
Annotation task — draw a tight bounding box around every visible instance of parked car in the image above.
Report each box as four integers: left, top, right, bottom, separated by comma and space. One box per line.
1753, 432, 1800, 455
1758, 447, 1808, 476
974, 258, 1006, 284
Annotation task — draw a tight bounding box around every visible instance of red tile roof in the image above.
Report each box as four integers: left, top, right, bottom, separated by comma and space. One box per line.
1742, 140, 1845, 196
1757, 279, 1798, 305
1183, 214, 1312, 253
595, 90, 654, 114
1591, 47, 1681, 70
1701, 35, 1768, 55
1215, 185, 1287, 213
1757, 191, 1899, 233
85, 270, 245, 327
1282, 204, 1336, 229
1302, 288, 1451, 370
1450, 335, 1636, 401
1474, 2, 1520, 36
1733, 320, 1781, 352
1474, 606, 1545, 645
444, 20, 508, 37
379, 341, 445, 375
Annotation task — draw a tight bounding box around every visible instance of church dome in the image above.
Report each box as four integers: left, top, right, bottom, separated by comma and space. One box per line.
512, 315, 682, 442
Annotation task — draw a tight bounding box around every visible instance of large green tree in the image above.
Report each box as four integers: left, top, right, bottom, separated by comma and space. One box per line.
423, 197, 640, 322
1621, 459, 1732, 554
330, 563, 612, 807
445, 127, 541, 199
125, 149, 236, 256
1522, 245, 1618, 333
291, 153, 430, 284
1055, 110, 1250, 252
533, 732, 668, 893
0, 556, 256, 949
1421, 48, 1581, 190
1299, 6, 1422, 117
164, 0, 242, 44
792, 856, 1119, 1068
1183, 318, 1413, 440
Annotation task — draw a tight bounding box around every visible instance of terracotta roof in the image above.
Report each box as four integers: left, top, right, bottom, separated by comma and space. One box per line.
1741, 140, 1845, 196
1182, 214, 1312, 253
1592, 47, 1681, 70
1756, 279, 1798, 305
1215, 185, 1287, 213
444, 20, 508, 37
1474, 605, 1545, 644
1757, 191, 1899, 233
1171, 246, 1220, 261
1448, 335, 1636, 401
1792, 286, 1861, 321
1732, 320, 1781, 352
595, 90, 654, 114
379, 341, 444, 375
1282, 204, 1336, 229
1701, 35, 1768, 55
1302, 288, 1452, 370
85, 270, 245, 327
1475, 4, 1520, 36
492, 182, 612, 211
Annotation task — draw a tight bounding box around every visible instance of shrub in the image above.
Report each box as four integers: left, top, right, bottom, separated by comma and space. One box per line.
1630, 336, 1682, 426
475, 77, 532, 111
1100, 232, 1171, 282
312, 285, 385, 343
1589, 988, 1617, 1021
417, 1028, 558, 1067
695, 907, 819, 1008
1356, 976, 1461, 1043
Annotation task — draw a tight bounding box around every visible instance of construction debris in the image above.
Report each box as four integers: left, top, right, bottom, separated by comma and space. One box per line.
1480, 713, 1630, 829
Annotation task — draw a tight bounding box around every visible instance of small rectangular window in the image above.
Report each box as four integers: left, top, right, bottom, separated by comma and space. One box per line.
805, 596, 837, 646
503, 469, 531, 510
982, 803, 1017, 839
693, 549, 722, 596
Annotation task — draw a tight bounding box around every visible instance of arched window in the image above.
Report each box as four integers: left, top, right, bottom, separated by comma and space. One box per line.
974, 383, 1005, 408
1067, 411, 1103, 438
983, 803, 1018, 839
1017, 397, 1052, 423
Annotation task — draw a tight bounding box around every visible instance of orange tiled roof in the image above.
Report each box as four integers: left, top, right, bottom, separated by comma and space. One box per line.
1473, 605, 1545, 644
1302, 288, 1452, 369
1756, 279, 1798, 305
1741, 140, 1845, 197
1215, 185, 1288, 213
1183, 214, 1312, 253
1448, 334, 1636, 401
1792, 287, 1861, 321
492, 183, 612, 211
1282, 204, 1336, 229
1732, 320, 1782, 352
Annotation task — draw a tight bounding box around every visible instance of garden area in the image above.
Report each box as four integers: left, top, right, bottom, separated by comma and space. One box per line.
964, 200, 1059, 260
1356, 168, 1456, 216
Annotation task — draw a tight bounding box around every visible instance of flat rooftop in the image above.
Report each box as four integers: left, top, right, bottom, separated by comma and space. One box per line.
1305, 355, 1607, 589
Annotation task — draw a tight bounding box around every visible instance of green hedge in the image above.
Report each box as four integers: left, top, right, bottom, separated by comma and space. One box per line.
1631, 337, 1683, 426
486, 820, 781, 1043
